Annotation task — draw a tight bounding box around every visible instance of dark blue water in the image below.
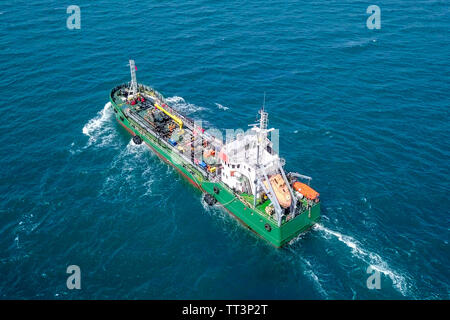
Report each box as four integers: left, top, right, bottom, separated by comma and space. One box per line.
0, 0, 448, 299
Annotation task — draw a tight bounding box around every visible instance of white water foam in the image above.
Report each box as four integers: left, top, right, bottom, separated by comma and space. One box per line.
100, 139, 155, 199
303, 259, 329, 299
285, 243, 329, 298
314, 224, 410, 296
288, 232, 307, 246
165, 96, 205, 114
333, 38, 377, 49
200, 196, 242, 237
82, 102, 116, 148
214, 103, 229, 111
165, 96, 184, 104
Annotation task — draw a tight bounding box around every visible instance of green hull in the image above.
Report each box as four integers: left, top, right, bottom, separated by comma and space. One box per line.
110, 94, 320, 247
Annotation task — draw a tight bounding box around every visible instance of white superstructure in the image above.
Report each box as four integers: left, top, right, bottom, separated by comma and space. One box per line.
217, 107, 296, 226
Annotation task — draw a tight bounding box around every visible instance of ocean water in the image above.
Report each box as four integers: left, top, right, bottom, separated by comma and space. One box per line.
0, 0, 448, 299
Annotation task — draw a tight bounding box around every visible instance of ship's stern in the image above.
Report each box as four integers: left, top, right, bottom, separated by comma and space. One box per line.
276, 202, 320, 247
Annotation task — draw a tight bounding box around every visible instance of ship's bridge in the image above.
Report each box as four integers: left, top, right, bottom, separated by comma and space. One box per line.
220, 129, 282, 195
218, 110, 297, 227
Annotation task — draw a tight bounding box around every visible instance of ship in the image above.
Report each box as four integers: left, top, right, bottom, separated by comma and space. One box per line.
109, 60, 320, 247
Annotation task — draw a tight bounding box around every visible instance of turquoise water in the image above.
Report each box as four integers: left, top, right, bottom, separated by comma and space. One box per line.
0, 1, 449, 299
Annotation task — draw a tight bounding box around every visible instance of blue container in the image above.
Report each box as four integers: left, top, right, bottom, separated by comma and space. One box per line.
168, 139, 177, 146
199, 161, 207, 169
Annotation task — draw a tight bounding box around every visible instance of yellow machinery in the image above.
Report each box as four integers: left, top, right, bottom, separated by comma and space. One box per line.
154, 103, 183, 129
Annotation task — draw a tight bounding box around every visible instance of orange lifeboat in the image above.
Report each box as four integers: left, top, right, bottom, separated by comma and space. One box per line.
293, 182, 319, 201
264, 174, 292, 208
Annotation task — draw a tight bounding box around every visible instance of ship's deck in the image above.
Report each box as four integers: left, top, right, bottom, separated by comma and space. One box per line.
112, 87, 153, 115
110, 84, 317, 225
110, 84, 224, 183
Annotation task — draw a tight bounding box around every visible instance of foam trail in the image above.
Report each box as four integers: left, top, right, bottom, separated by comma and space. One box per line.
100, 139, 152, 199
165, 96, 205, 114
214, 103, 229, 111
200, 195, 240, 230
165, 96, 184, 104
82, 102, 115, 147
288, 232, 306, 246
302, 258, 329, 298
334, 38, 377, 49
314, 224, 409, 296
285, 243, 329, 298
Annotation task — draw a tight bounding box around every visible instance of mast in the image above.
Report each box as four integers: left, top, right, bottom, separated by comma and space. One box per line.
259, 92, 268, 130
256, 93, 268, 166
129, 59, 138, 96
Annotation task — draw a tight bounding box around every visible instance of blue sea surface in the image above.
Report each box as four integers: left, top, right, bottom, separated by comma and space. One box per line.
0, 1, 449, 299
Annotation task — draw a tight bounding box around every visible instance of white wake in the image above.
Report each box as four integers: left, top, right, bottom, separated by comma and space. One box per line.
82, 102, 116, 148
314, 224, 410, 296
165, 96, 205, 114
214, 103, 229, 111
